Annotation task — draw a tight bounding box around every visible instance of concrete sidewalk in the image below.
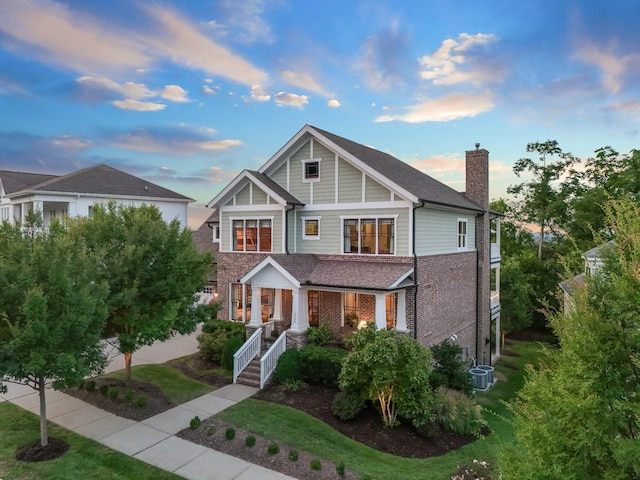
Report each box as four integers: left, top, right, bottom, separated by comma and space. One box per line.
1, 332, 296, 480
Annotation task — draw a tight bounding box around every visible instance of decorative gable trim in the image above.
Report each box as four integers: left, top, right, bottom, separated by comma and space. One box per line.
239, 256, 302, 288
206, 170, 302, 208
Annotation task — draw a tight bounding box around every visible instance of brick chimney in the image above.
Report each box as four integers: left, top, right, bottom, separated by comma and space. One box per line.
465, 144, 491, 365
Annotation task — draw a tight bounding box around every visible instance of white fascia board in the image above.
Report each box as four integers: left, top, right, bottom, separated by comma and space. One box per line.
239, 256, 302, 288
207, 170, 290, 209
258, 125, 313, 176
389, 268, 414, 289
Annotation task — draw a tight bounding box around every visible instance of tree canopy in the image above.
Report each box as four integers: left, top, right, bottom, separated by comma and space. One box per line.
0, 212, 109, 446
69, 202, 212, 380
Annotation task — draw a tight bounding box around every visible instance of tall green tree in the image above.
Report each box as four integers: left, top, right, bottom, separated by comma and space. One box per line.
0, 211, 108, 447
70, 202, 212, 381
500, 197, 640, 479
339, 324, 433, 428
507, 140, 576, 260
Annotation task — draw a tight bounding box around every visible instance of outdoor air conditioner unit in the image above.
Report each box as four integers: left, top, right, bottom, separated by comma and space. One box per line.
469, 368, 488, 390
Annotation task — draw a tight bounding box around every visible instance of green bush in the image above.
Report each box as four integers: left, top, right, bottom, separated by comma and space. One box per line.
245, 436, 256, 447
189, 416, 201, 430
430, 340, 474, 395
282, 379, 305, 391
225, 427, 236, 440
107, 386, 120, 401
299, 345, 347, 388
99, 384, 109, 395
201, 319, 246, 337
307, 324, 333, 346
84, 380, 96, 392
221, 336, 244, 370
331, 390, 366, 420
206, 426, 215, 436
310, 459, 322, 471
123, 389, 134, 403
267, 443, 280, 455
273, 348, 303, 384
77, 380, 85, 389
427, 386, 486, 437
135, 395, 147, 408
336, 460, 346, 476
198, 320, 246, 363
288, 450, 299, 461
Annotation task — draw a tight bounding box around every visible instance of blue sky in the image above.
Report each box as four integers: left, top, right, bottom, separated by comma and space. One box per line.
1, 0, 639, 227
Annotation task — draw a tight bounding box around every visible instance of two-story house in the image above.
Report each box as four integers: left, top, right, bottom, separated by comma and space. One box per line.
205, 125, 501, 371
0, 164, 193, 228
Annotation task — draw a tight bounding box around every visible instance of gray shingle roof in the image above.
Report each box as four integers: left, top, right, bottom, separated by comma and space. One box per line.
192, 210, 219, 255
246, 170, 304, 206
310, 126, 482, 211
582, 240, 615, 259
0, 171, 58, 195
2, 164, 192, 201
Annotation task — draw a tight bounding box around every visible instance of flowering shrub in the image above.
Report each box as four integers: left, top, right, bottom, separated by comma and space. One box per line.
451, 459, 493, 480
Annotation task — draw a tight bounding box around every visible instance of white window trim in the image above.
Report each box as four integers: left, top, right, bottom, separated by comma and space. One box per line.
301, 216, 321, 240
457, 218, 468, 251
302, 158, 322, 183
339, 214, 398, 255
212, 223, 220, 243
229, 216, 274, 253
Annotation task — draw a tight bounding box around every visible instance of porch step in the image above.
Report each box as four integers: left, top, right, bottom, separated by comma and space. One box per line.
236, 357, 262, 388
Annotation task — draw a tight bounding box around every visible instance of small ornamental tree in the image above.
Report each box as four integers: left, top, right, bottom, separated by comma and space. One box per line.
339, 323, 433, 428
0, 212, 109, 447
70, 202, 212, 381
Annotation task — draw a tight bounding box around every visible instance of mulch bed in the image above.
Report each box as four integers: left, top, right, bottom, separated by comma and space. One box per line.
16, 437, 70, 462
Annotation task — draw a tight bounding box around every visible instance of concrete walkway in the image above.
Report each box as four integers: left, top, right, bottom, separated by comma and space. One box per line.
0, 331, 295, 480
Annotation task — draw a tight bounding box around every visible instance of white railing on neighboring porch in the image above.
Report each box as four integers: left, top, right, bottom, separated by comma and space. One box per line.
490, 290, 500, 311
260, 331, 287, 389
490, 243, 500, 262
233, 327, 262, 384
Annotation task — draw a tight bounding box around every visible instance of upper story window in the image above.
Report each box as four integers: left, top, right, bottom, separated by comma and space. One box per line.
212, 224, 220, 243
302, 159, 321, 182
343, 217, 395, 255
232, 218, 272, 252
457, 219, 468, 250
0, 206, 9, 222
302, 216, 321, 240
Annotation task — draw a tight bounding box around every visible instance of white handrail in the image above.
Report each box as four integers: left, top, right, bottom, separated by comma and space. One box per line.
233, 327, 262, 384
260, 331, 287, 389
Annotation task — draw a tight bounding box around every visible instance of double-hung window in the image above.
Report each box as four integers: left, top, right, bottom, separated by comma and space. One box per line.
233, 218, 272, 252
302, 216, 321, 240
343, 217, 395, 255
457, 219, 468, 250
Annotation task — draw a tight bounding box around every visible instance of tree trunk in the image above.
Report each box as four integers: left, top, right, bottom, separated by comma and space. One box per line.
501, 330, 507, 349
38, 376, 48, 447
124, 351, 132, 382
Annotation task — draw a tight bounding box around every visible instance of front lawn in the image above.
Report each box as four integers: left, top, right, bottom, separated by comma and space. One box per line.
215, 339, 549, 480
0, 402, 183, 480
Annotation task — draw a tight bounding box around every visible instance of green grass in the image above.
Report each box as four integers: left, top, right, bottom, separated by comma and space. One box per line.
106, 364, 214, 404
0, 402, 182, 480
217, 339, 550, 480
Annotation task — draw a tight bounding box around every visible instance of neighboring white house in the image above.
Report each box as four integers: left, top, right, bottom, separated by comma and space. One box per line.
0, 164, 193, 227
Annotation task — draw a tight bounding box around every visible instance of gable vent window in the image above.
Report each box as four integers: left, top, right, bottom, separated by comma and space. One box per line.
302, 159, 321, 182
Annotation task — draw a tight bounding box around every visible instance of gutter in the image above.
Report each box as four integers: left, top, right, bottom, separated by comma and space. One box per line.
285, 204, 296, 254
412, 201, 425, 340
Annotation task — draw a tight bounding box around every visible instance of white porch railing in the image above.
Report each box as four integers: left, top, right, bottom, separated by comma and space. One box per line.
233, 327, 262, 384
260, 331, 287, 389
263, 320, 274, 338
490, 290, 500, 311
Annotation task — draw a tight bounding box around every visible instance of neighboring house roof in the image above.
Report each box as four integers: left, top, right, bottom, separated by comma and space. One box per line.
245, 254, 414, 291
310, 126, 483, 212
1, 164, 193, 202
582, 240, 615, 260
559, 272, 586, 296
192, 210, 219, 255
0, 171, 58, 195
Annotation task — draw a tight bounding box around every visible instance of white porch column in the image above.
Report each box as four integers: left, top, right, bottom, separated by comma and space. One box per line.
395, 291, 408, 332
375, 293, 387, 330
249, 286, 262, 326
272, 288, 283, 321
290, 287, 309, 333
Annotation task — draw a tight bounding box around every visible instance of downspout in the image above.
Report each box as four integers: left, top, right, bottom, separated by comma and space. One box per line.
412, 201, 425, 340
285, 204, 295, 255
474, 211, 483, 366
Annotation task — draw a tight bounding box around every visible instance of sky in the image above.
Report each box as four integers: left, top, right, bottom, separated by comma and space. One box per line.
1, 0, 639, 228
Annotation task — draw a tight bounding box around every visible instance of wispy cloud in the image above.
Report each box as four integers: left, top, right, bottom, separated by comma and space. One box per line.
249, 84, 271, 102
418, 33, 501, 86
281, 70, 331, 97
375, 92, 494, 123
75, 76, 155, 102
574, 39, 640, 94
214, 0, 275, 45
274, 92, 309, 108
112, 99, 166, 111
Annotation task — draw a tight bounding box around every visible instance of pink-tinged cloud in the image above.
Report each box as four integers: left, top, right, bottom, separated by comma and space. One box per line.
375, 92, 494, 123
160, 85, 190, 102
0, 0, 150, 75
140, 4, 268, 86
112, 99, 166, 111
328, 99, 341, 108
274, 92, 309, 108
574, 39, 640, 94
108, 128, 242, 155
281, 70, 331, 97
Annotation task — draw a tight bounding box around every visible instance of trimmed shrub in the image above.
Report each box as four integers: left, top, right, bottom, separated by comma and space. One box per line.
288, 450, 299, 461
99, 384, 109, 395
273, 348, 303, 384
336, 460, 346, 476
198, 320, 245, 363
307, 324, 333, 346
189, 416, 201, 430
77, 380, 85, 390
282, 379, 305, 391
84, 380, 96, 392
268, 444, 280, 455
245, 436, 256, 447
225, 427, 236, 440
201, 319, 246, 337
427, 386, 487, 437
107, 386, 120, 401
123, 389, 134, 403
331, 390, 366, 420
206, 426, 215, 436
135, 395, 147, 408
299, 345, 347, 388
221, 336, 244, 371
430, 340, 474, 395
310, 459, 322, 471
